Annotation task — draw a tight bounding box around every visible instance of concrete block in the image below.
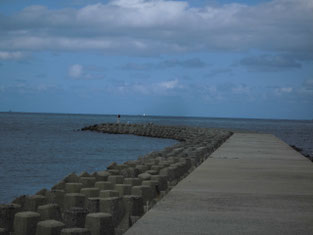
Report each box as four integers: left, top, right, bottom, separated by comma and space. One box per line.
159, 167, 175, 181
123, 178, 141, 186
135, 165, 149, 173
0, 203, 21, 232
11, 195, 27, 209
37, 204, 61, 221
63, 207, 88, 228
63, 173, 80, 183
142, 180, 159, 198
48, 190, 65, 209
150, 165, 162, 173
80, 188, 100, 198
52, 181, 66, 190
79, 177, 96, 188
107, 175, 124, 185
138, 172, 151, 181
115, 164, 128, 170
64, 193, 86, 210
35, 220, 65, 235
65, 183, 83, 194
94, 181, 113, 190
146, 170, 158, 175
85, 213, 114, 235
99, 190, 119, 198
124, 160, 137, 167
79, 172, 90, 177
100, 197, 125, 227
86, 198, 101, 213
61, 228, 91, 235
144, 162, 153, 170
114, 184, 132, 197
13, 211, 40, 235
151, 175, 168, 191
121, 167, 140, 178
160, 161, 171, 167
123, 195, 144, 217
130, 216, 140, 225
94, 171, 110, 181
24, 195, 47, 211
107, 162, 117, 170
36, 188, 49, 196
131, 186, 154, 204
107, 169, 120, 175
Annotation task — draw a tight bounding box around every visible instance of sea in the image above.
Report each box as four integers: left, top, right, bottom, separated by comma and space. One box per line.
0, 112, 312, 203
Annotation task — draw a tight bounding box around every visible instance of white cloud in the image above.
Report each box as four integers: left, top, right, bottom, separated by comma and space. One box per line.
68, 64, 83, 78
274, 87, 293, 95
113, 79, 182, 96
159, 79, 179, 89
0, 51, 24, 60
0, 0, 312, 56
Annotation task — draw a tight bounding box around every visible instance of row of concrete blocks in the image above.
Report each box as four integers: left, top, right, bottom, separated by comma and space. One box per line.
0, 211, 114, 235
1, 192, 145, 235
1, 164, 189, 234
1, 123, 232, 234
83, 123, 220, 142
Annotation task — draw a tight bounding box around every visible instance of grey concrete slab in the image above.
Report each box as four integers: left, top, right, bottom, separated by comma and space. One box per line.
125, 133, 313, 235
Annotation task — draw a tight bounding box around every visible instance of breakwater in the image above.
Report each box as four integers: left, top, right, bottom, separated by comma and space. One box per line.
0, 123, 232, 235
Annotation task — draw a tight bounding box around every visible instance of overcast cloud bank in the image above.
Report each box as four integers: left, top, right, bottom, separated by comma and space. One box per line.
0, 0, 312, 57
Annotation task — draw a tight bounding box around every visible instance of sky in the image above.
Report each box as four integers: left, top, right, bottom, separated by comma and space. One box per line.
0, 0, 312, 119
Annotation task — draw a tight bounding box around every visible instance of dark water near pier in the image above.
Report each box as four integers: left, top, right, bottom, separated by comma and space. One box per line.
0, 112, 312, 203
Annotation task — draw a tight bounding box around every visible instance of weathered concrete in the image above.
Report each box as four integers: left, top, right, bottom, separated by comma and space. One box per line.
37, 204, 62, 221
5, 123, 232, 233
125, 133, 313, 235
35, 220, 65, 235
85, 213, 115, 235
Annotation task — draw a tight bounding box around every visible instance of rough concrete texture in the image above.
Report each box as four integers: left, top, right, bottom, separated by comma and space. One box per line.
99, 190, 119, 198
35, 220, 65, 235
24, 195, 47, 212
100, 197, 125, 227
0, 203, 21, 232
80, 188, 100, 198
95, 182, 114, 191
13, 211, 40, 235
85, 213, 115, 235
63, 207, 88, 228
37, 204, 62, 221
65, 183, 83, 194
64, 193, 86, 210
79, 177, 96, 188
125, 133, 313, 235
86, 198, 101, 213
7, 123, 231, 234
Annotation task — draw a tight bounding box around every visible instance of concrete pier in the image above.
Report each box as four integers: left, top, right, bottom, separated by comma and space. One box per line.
125, 133, 313, 235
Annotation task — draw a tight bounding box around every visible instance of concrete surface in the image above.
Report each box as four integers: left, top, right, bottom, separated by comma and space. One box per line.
125, 133, 313, 235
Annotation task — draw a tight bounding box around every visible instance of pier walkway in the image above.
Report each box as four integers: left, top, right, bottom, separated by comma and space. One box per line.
125, 133, 313, 235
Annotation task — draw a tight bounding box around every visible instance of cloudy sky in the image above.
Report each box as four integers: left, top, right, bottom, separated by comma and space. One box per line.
0, 0, 312, 119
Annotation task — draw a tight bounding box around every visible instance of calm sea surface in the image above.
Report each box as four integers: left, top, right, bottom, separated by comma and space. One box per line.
0, 112, 312, 203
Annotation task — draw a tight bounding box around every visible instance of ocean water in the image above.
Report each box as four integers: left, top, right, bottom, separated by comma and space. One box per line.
0, 112, 312, 203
